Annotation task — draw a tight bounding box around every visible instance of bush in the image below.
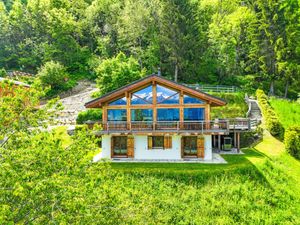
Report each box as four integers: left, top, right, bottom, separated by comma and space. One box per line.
256, 89, 284, 139
284, 126, 300, 159
38, 61, 69, 92
0, 68, 7, 77
76, 109, 102, 124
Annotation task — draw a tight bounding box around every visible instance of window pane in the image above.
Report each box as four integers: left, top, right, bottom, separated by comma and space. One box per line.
131, 85, 153, 105
131, 109, 153, 121
113, 136, 127, 155
184, 95, 204, 104
184, 108, 205, 121
108, 109, 127, 121
109, 96, 126, 105
157, 84, 179, 104
183, 136, 197, 155
157, 108, 179, 121
152, 136, 164, 148
159, 93, 180, 104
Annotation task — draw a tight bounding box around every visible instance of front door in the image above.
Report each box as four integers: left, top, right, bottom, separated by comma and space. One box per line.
112, 136, 127, 157
182, 136, 197, 157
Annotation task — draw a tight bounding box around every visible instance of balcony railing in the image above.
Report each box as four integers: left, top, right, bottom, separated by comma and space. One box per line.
94, 118, 257, 133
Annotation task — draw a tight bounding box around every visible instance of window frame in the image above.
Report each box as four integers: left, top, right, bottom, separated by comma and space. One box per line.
157, 108, 180, 121
152, 136, 164, 149
184, 108, 205, 121
156, 84, 180, 105
107, 109, 127, 121
131, 109, 153, 121
183, 94, 205, 104
131, 85, 153, 105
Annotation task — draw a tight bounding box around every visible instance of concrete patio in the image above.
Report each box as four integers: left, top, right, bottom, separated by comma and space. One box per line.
108, 153, 227, 164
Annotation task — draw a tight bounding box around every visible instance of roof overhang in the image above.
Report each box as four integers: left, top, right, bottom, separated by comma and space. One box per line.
85, 74, 226, 108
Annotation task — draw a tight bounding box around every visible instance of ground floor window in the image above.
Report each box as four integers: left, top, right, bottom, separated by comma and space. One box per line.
182, 136, 197, 156
112, 136, 127, 156
148, 136, 172, 149
152, 136, 164, 149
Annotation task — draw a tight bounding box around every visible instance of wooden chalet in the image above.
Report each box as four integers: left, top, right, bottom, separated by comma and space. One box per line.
85, 74, 253, 161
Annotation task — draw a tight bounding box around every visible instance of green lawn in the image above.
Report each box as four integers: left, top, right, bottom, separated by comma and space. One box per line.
110, 131, 300, 223
269, 97, 300, 129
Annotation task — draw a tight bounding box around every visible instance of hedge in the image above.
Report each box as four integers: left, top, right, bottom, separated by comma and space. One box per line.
284, 126, 300, 159
76, 109, 102, 124
256, 89, 284, 139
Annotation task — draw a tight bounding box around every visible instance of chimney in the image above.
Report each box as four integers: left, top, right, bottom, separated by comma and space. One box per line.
157, 67, 161, 76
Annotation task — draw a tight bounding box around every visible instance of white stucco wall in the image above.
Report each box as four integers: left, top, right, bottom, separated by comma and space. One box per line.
204, 135, 212, 160
134, 135, 181, 160
94, 134, 213, 161
93, 135, 111, 162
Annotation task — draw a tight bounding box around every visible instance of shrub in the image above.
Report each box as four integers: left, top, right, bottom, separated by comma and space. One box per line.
76, 109, 102, 124
256, 89, 284, 139
284, 126, 300, 159
0, 68, 7, 77
38, 61, 69, 91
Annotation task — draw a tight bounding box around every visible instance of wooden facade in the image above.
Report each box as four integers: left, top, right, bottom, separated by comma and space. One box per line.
86, 75, 248, 159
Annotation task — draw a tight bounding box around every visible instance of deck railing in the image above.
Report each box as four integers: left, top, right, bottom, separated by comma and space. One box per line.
183, 84, 240, 93
96, 119, 257, 133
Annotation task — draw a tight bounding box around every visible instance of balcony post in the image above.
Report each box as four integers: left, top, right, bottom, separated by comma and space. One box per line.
248, 118, 251, 130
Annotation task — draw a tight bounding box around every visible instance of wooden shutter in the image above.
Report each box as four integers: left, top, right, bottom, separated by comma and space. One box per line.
181, 136, 184, 158
127, 136, 134, 158
148, 136, 152, 149
111, 136, 115, 158
164, 136, 172, 149
197, 136, 205, 158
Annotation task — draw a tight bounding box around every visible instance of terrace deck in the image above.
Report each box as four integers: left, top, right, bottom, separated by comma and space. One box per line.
93, 118, 258, 135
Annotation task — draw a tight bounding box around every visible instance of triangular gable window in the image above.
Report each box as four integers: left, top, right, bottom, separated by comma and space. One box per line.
131, 85, 153, 105
109, 96, 127, 106
184, 94, 204, 104
157, 84, 179, 104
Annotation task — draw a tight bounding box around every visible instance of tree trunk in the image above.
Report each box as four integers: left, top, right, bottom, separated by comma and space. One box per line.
284, 80, 289, 98
174, 61, 178, 82
269, 80, 275, 96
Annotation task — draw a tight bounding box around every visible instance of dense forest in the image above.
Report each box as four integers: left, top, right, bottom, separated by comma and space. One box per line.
0, 0, 299, 98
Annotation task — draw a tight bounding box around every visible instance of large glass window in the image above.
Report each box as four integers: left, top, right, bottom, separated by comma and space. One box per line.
131, 109, 153, 121
157, 85, 179, 104
184, 94, 204, 104
131, 85, 153, 105
107, 109, 127, 121
184, 108, 205, 121
109, 96, 126, 106
157, 108, 179, 121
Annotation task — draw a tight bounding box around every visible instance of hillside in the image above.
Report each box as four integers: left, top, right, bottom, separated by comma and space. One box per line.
210, 92, 248, 119
269, 98, 300, 129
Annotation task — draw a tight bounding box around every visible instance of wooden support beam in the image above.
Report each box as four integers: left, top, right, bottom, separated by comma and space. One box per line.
218, 135, 221, 151
153, 82, 157, 130
237, 132, 240, 153
233, 132, 236, 148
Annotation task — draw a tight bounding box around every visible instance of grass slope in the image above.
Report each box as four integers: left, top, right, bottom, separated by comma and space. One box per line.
110, 131, 300, 223
210, 92, 248, 119
269, 98, 300, 129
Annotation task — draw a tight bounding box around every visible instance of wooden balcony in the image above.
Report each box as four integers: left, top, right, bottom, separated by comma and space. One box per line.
94, 118, 257, 135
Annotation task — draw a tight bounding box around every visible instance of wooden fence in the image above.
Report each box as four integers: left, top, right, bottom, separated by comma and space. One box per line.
183, 84, 240, 93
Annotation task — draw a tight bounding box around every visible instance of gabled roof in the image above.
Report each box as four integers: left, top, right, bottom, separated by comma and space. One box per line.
85, 74, 226, 108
